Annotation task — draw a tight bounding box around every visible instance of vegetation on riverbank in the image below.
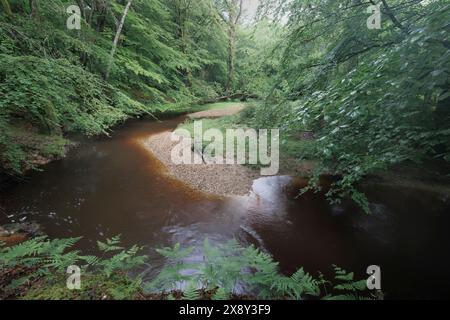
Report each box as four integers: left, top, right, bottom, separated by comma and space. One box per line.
251, 0, 450, 211
178, 102, 314, 175
180, 1, 450, 211
2, 0, 447, 208
0, 235, 377, 300
0, 0, 271, 176
1, 0, 449, 301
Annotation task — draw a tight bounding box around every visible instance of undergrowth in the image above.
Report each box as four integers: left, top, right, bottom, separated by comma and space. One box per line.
0, 236, 378, 300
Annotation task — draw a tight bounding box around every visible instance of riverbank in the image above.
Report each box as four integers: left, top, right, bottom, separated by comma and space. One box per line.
142, 101, 450, 201
2, 105, 450, 300
141, 102, 260, 196
142, 131, 260, 196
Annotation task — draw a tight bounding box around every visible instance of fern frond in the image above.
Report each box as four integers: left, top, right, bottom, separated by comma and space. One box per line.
211, 287, 229, 300
183, 281, 200, 300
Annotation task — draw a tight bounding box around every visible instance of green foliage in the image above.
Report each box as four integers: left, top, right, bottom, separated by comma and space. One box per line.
146, 243, 195, 291
21, 273, 143, 300
0, 235, 147, 298
211, 287, 229, 300
85, 235, 147, 279
146, 239, 322, 300
0, 0, 232, 175
0, 236, 82, 290
323, 266, 376, 300
1, 235, 375, 300
235, 19, 282, 97
250, 0, 450, 210
0, 54, 127, 136
182, 281, 201, 300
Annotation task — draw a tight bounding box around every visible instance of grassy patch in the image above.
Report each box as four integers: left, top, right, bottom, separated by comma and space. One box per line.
281, 138, 317, 160
177, 107, 318, 172
21, 273, 142, 300
189, 101, 247, 113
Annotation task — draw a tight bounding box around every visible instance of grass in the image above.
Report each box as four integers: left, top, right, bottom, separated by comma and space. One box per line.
176, 102, 319, 173
189, 101, 247, 113
155, 101, 247, 118
20, 273, 142, 300
176, 108, 273, 169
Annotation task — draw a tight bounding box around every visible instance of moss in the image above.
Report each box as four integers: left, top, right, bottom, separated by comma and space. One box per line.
21, 273, 143, 300
0, 123, 71, 174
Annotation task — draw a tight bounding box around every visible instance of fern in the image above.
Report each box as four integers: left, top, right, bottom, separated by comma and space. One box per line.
0, 235, 147, 296
156, 243, 194, 261
211, 287, 229, 300
2, 236, 376, 300
182, 281, 201, 300
167, 293, 176, 300
97, 235, 124, 253
151, 239, 323, 300
323, 266, 376, 300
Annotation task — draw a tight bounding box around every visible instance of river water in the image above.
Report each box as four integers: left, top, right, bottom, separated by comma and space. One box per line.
1, 118, 450, 299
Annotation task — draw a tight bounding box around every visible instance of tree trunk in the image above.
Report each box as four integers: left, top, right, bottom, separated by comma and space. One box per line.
379, 0, 409, 33
226, 23, 236, 95
94, 0, 108, 32
223, 0, 242, 96
104, 0, 132, 81
175, 0, 193, 87
29, 0, 38, 18
1, 0, 12, 16
76, 0, 85, 19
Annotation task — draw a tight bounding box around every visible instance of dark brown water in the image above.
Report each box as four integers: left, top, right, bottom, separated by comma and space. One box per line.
1, 118, 450, 299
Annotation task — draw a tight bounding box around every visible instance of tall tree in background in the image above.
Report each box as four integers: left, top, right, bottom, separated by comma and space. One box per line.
29, 0, 38, 18
171, 0, 194, 86
1, 0, 12, 16
214, 0, 244, 95
168, 0, 229, 93
93, 0, 108, 32
105, 0, 132, 81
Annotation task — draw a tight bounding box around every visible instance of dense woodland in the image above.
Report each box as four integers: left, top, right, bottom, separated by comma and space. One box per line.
1, 0, 449, 207
0, 0, 449, 300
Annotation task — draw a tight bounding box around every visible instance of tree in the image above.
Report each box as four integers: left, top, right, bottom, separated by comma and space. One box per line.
171, 0, 194, 86
29, 0, 38, 18
105, 0, 132, 81
93, 0, 108, 32
1, 0, 12, 16
214, 0, 244, 96
252, 0, 450, 210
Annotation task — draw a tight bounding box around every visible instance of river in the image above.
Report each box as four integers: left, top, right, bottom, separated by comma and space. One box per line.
1, 117, 450, 299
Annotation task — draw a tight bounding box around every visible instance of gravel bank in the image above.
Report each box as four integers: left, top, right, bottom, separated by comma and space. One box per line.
141, 131, 260, 197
